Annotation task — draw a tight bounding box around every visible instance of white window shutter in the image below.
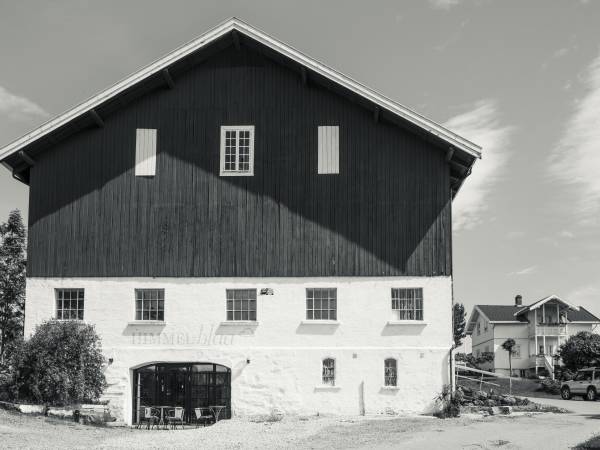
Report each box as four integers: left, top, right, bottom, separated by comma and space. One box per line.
135, 128, 157, 176
318, 126, 339, 174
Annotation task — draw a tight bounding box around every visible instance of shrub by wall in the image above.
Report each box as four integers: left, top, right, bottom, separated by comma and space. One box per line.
10, 321, 106, 405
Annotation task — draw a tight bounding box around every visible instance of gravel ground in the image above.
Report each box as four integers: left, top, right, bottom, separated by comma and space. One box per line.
2, 405, 599, 449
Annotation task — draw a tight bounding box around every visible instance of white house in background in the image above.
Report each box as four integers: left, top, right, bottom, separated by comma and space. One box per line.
0, 19, 481, 424
467, 295, 600, 377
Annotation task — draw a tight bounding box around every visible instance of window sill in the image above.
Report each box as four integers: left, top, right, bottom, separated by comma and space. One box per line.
220, 171, 254, 177
380, 386, 401, 391
127, 321, 166, 326
386, 320, 428, 326
219, 321, 259, 326
300, 320, 340, 325
314, 385, 341, 391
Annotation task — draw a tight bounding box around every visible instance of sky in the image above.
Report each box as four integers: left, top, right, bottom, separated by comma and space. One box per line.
0, 0, 599, 331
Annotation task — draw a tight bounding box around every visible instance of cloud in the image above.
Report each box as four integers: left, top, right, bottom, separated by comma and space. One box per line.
0, 85, 48, 121
444, 99, 514, 230
508, 265, 537, 276
548, 52, 600, 224
558, 230, 575, 239
428, 0, 463, 9
553, 47, 569, 59
506, 231, 526, 240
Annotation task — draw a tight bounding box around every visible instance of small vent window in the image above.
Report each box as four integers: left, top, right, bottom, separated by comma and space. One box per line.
318, 126, 339, 174
135, 128, 157, 176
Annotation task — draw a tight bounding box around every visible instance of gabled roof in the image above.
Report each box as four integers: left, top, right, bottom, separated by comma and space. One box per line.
466, 305, 526, 335
0, 17, 480, 191
514, 294, 579, 316
466, 299, 600, 335
478, 305, 529, 323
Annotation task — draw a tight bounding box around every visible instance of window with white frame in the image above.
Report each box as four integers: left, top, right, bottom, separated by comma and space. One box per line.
477, 321, 481, 335
226, 289, 257, 321
391, 288, 423, 320
484, 320, 488, 332
306, 288, 337, 320
513, 345, 521, 358
56, 289, 84, 320
220, 126, 254, 176
384, 358, 397, 387
135, 289, 165, 321
322, 358, 336, 386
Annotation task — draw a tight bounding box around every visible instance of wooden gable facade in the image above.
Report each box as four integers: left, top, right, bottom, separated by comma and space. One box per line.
1, 22, 479, 279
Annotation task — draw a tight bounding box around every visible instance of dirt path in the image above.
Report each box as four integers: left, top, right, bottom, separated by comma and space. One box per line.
2, 403, 600, 449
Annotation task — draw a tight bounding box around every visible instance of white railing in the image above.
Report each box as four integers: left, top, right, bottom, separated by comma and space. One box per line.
544, 355, 555, 380
532, 355, 556, 380
529, 323, 567, 337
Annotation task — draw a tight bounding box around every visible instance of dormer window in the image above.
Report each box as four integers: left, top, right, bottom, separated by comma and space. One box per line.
220, 126, 254, 176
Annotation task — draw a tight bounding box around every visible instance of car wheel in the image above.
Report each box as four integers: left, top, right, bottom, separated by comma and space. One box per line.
561, 386, 571, 400
587, 387, 597, 401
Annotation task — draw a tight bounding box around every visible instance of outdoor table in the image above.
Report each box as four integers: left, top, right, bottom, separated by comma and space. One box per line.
155, 406, 173, 429
209, 405, 226, 422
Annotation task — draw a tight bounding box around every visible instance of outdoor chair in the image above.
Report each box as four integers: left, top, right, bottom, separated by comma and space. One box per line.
138, 406, 160, 430
169, 407, 185, 429
194, 407, 213, 427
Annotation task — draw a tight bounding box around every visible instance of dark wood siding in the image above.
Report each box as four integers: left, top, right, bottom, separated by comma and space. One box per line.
27, 46, 452, 278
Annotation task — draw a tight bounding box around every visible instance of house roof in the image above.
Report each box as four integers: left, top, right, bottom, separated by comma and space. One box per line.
466, 301, 600, 335
0, 17, 480, 192
514, 294, 579, 316
568, 307, 600, 323
477, 305, 529, 323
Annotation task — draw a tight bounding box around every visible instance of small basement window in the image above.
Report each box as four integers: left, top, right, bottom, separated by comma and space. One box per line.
220, 126, 255, 176
56, 289, 84, 320
322, 358, 336, 386
384, 358, 397, 387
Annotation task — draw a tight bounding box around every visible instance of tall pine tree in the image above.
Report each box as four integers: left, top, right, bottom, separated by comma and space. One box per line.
452, 303, 467, 349
0, 210, 26, 363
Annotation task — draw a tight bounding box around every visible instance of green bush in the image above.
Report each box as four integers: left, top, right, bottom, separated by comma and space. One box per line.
558, 332, 600, 371
9, 320, 106, 405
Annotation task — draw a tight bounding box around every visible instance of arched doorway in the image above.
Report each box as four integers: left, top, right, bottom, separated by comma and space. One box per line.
133, 363, 231, 424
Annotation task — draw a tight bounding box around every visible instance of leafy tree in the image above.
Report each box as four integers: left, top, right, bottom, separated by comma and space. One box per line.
0, 210, 26, 363
558, 331, 600, 371
502, 338, 516, 394
452, 303, 467, 349
11, 320, 106, 405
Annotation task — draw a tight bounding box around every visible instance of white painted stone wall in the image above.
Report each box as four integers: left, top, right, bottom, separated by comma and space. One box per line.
25, 276, 452, 424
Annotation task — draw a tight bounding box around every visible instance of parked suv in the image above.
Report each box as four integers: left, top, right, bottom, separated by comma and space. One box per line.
561, 367, 599, 401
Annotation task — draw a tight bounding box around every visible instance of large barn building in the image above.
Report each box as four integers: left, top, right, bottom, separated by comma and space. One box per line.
0, 18, 480, 424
